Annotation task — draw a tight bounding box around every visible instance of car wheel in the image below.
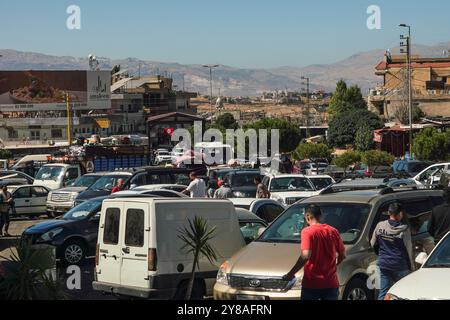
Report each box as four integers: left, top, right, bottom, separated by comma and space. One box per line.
343, 277, 373, 300
173, 281, 204, 300
62, 240, 86, 266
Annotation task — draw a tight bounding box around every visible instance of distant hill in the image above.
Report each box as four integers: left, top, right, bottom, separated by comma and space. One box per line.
1, 42, 450, 96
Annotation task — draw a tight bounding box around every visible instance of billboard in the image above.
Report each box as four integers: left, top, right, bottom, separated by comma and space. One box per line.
0, 70, 111, 112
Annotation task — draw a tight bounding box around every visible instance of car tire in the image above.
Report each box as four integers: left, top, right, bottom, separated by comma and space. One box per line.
173, 280, 204, 300
61, 240, 86, 266
343, 277, 374, 300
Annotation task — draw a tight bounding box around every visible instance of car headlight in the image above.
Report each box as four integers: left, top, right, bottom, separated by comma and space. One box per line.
384, 293, 404, 301
233, 191, 247, 198
287, 276, 303, 290
47, 192, 52, 202
37, 228, 64, 243
216, 261, 229, 286
70, 192, 79, 201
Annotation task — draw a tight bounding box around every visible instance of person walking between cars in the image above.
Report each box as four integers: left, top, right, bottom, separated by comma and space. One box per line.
183, 171, 206, 198
283, 204, 346, 300
111, 179, 125, 194
206, 171, 219, 198
214, 178, 233, 199
428, 187, 450, 245
0, 186, 14, 237
371, 203, 414, 300
254, 176, 270, 199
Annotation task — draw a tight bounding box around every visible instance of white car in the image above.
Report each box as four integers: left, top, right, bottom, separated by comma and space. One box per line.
154, 150, 173, 165
386, 231, 450, 300
130, 184, 188, 193
229, 198, 286, 223
7, 185, 50, 218
306, 175, 336, 191
262, 174, 320, 206
412, 163, 450, 187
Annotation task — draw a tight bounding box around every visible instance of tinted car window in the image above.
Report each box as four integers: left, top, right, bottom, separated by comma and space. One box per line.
31, 186, 48, 197
240, 222, 267, 244
14, 187, 31, 198
103, 208, 121, 245
125, 209, 145, 247
256, 204, 285, 223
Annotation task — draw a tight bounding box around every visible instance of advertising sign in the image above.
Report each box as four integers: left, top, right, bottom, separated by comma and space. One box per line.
0, 70, 111, 112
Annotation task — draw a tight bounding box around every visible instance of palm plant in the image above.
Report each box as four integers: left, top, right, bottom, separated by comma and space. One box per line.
178, 216, 217, 300
0, 239, 67, 300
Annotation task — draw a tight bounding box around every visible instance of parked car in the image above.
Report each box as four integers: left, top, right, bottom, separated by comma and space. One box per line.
262, 174, 319, 206
93, 198, 246, 299
33, 163, 82, 190
323, 165, 346, 180
412, 163, 450, 187
225, 170, 263, 198
7, 185, 50, 218
154, 150, 173, 165
0, 170, 34, 185
393, 160, 434, 178
213, 188, 443, 300
46, 173, 109, 217
130, 184, 188, 193
114, 188, 188, 198
229, 198, 286, 223
0, 179, 29, 188
306, 175, 335, 191
349, 163, 393, 179
386, 231, 450, 300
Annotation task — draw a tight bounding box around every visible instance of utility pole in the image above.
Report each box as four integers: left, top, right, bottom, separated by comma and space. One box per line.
400, 24, 413, 157
203, 64, 220, 124
301, 76, 311, 138
66, 92, 72, 146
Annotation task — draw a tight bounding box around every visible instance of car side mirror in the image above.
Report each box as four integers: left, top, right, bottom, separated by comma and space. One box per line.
257, 227, 266, 237
130, 184, 137, 190
415, 252, 428, 266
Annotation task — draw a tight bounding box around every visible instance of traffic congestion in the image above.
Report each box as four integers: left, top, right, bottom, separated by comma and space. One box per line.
1, 138, 449, 301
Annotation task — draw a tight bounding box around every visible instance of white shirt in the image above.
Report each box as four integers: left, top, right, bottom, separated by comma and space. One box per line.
186, 178, 206, 198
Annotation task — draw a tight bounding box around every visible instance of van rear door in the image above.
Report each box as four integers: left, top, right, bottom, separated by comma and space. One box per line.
98, 204, 123, 285
119, 201, 150, 288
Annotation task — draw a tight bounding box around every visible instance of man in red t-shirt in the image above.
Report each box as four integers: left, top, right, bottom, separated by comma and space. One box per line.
111, 179, 125, 194
283, 204, 346, 300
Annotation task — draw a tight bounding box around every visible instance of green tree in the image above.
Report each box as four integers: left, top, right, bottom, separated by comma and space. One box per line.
328, 80, 367, 118
292, 143, 331, 174
412, 128, 450, 162
0, 149, 13, 160
361, 150, 395, 168
354, 124, 374, 152
244, 118, 302, 153
333, 151, 361, 174
178, 216, 217, 300
0, 240, 67, 300
328, 109, 384, 148
215, 113, 238, 130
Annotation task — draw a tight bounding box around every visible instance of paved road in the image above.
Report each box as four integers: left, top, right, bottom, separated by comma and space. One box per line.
0, 216, 115, 300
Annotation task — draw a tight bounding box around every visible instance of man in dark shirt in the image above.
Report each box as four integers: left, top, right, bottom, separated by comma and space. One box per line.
428, 187, 450, 245
371, 203, 414, 300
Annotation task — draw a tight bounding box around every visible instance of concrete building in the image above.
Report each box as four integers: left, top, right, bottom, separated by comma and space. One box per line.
369, 54, 450, 120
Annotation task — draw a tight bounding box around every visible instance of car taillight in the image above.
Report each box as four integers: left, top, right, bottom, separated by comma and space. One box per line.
148, 248, 157, 271
95, 244, 100, 266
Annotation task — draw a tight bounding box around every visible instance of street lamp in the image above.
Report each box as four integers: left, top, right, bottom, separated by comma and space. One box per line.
203, 64, 220, 123
399, 24, 413, 157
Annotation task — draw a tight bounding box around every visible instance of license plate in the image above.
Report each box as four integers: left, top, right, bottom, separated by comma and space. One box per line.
236, 295, 267, 300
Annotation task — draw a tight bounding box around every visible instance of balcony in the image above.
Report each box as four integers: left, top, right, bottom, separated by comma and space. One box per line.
0, 117, 80, 127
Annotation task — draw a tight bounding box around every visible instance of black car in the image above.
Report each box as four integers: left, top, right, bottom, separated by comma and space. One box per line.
74, 167, 197, 204
22, 194, 158, 265
225, 170, 262, 198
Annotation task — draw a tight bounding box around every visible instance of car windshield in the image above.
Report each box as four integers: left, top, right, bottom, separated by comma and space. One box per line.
63, 199, 102, 221
270, 177, 314, 192
72, 175, 100, 187
257, 203, 370, 244
229, 172, 260, 187
309, 177, 334, 190
35, 166, 64, 181
88, 175, 129, 191
424, 235, 450, 268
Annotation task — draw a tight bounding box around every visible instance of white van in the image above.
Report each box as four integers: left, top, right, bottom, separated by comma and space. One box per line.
412, 162, 450, 187
33, 163, 81, 190
93, 198, 246, 299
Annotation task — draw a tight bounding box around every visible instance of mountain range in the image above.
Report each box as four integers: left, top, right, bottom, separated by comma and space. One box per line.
1, 41, 450, 96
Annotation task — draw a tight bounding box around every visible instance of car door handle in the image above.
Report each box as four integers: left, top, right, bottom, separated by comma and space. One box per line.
122, 247, 130, 254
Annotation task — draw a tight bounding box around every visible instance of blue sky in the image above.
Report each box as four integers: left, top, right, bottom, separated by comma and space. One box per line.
1, 0, 450, 68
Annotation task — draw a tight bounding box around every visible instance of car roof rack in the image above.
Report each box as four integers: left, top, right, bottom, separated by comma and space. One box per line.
319, 184, 387, 195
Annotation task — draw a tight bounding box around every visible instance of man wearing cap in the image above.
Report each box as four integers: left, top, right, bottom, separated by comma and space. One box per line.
371, 203, 414, 300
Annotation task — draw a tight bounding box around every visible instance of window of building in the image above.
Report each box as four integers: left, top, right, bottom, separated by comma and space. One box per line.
30, 131, 40, 141
8, 130, 18, 139
51, 129, 63, 138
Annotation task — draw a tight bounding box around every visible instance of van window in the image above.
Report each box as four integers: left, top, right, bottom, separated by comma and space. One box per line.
125, 209, 145, 247
103, 208, 121, 245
